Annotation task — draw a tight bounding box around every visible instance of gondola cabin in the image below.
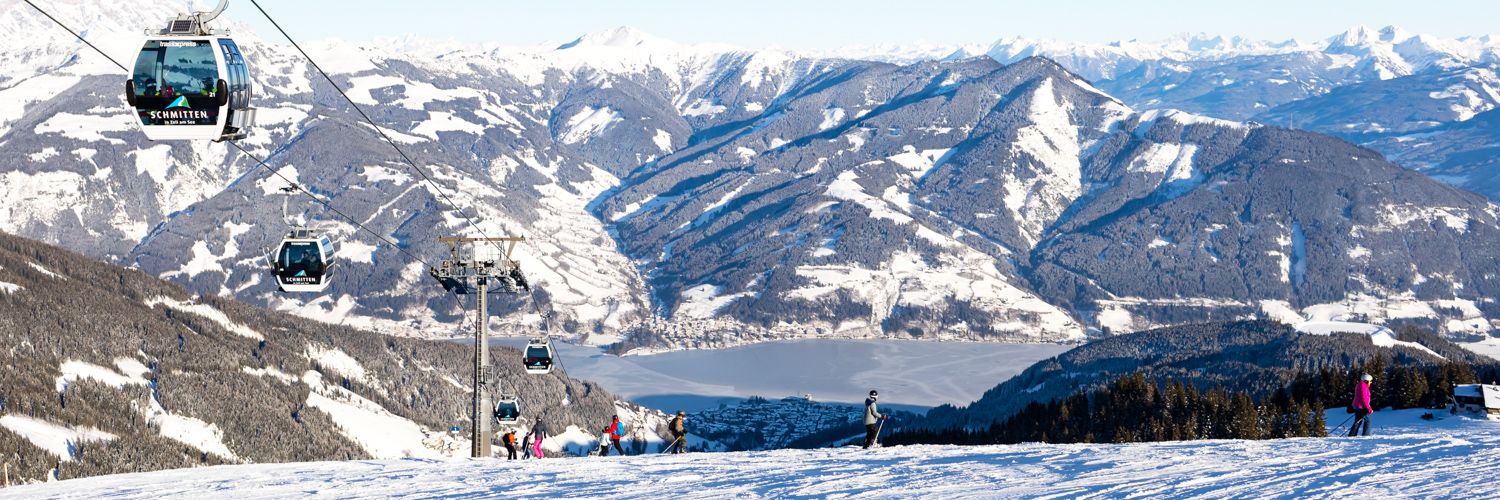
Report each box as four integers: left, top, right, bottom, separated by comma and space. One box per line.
127, 12, 255, 141
524, 338, 554, 375
1453, 384, 1500, 421
494, 396, 520, 424
269, 229, 336, 293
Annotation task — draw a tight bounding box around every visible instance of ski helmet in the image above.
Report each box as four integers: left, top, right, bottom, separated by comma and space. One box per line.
869, 390, 878, 398
677, 410, 685, 416
1361, 374, 1374, 382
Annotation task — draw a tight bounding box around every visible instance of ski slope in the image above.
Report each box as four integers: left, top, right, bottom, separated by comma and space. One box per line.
5, 409, 1496, 499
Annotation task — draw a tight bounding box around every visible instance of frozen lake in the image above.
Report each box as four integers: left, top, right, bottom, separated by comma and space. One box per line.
488, 338, 1071, 414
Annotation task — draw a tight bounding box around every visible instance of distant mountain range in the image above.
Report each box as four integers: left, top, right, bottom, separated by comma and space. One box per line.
1, 0, 1499, 348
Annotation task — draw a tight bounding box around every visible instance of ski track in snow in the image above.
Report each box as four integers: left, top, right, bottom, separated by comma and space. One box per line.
5, 410, 1497, 499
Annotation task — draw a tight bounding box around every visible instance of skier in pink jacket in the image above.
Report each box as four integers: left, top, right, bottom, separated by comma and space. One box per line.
1349, 374, 1375, 437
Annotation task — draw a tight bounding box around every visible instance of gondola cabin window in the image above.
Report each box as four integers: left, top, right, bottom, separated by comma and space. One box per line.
132, 40, 219, 126
278, 242, 324, 281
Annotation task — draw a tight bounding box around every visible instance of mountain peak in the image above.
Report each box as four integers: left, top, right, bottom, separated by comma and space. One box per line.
1379, 25, 1413, 44
1329, 25, 1377, 47
557, 26, 669, 50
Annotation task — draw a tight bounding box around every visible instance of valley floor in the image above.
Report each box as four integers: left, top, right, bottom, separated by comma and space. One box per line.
3, 409, 1495, 499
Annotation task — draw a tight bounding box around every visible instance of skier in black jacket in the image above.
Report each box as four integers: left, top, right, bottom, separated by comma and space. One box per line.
864, 390, 887, 449
530, 419, 548, 459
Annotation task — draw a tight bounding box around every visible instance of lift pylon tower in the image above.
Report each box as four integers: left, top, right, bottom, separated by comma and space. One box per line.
430, 236, 529, 458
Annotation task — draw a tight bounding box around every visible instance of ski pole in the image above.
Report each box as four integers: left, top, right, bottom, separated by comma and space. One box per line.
1330, 414, 1355, 436
659, 436, 683, 454
873, 418, 886, 447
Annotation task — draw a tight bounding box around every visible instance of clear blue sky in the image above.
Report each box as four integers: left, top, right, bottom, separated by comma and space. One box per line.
226, 0, 1500, 48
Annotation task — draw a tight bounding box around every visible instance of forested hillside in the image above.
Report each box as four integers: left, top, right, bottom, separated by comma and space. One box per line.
0, 230, 618, 483
920, 320, 1499, 431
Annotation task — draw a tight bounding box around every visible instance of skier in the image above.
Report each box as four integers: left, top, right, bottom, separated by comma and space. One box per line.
603, 415, 628, 456
666, 410, 687, 454
1349, 374, 1376, 437
502, 430, 517, 460
520, 432, 533, 459
531, 419, 548, 458
595, 430, 611, 456
864, 390, 888, 449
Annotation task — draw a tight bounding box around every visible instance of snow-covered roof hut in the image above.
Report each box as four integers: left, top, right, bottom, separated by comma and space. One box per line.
1453, 384, 1500, 421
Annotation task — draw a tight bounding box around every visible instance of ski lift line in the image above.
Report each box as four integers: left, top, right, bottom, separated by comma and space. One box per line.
421, 134, 566, 371
226, 141, 433, 269
25, 1, 491, 345
245, 0, 509, 260
16, 3, 419, 267
10, 3, 401, 262
20, 0, 130, 73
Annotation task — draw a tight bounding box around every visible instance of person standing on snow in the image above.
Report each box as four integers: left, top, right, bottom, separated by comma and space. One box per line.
864, 390, 888, 449
603, 415, 628, 456
1349, 374, 1376, 437
666, 411, 687, 454
502, 430, 518, 460
520, 432, 533, 459
531, 419, 549, 458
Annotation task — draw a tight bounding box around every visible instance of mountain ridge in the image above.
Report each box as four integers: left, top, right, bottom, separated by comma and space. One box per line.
2, 0, 1499, 350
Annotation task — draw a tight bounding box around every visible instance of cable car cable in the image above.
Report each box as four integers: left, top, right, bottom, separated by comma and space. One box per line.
19, 1, 438, 273
27, 1, 526, 374
251, 1, 578, 367
20, 3, 497, 328
21, 0, 128, 73
246, 0, 509, 259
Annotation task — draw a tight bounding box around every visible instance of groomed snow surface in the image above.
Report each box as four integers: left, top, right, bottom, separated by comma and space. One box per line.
5, 409, 1496, 499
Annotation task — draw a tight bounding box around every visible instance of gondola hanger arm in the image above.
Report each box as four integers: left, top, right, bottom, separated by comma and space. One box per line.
197, 0, 230, 25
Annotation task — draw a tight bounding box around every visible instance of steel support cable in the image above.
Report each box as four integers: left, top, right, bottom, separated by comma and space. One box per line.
226, 141, 434, 267
415, 115, 574, 369
246, 0, 508, 259
20, 0, 497, 331
22, 0, 435, 270
23, 0, 128, 72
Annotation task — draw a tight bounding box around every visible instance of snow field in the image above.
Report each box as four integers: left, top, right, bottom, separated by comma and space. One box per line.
144, 297, 264, 340
0, 415, 115, 463
6, 409, 1497, 499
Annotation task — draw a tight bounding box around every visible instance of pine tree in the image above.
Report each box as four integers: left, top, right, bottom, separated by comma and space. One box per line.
1366, 354, 1389, 410
1392, 366, 1428, 409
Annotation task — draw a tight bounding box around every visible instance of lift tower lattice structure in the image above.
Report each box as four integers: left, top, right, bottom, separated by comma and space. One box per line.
430, 236, 529, 458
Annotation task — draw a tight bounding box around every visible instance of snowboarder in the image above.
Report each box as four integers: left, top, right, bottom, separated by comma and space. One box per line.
520, 433, 533, 459
531, 419, 548, 458
666, 410, 687, 454
603, 415, 628, 456
502, 430, 517, 460
1350, 374, 1376, 437
864, 390, 888, 449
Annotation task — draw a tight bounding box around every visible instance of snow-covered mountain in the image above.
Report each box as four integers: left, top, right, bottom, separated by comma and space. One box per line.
815, 25, 1500, 81
4, 0, 1500, 347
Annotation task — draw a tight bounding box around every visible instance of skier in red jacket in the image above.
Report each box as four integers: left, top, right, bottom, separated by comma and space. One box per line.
603, 416, 628, 456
